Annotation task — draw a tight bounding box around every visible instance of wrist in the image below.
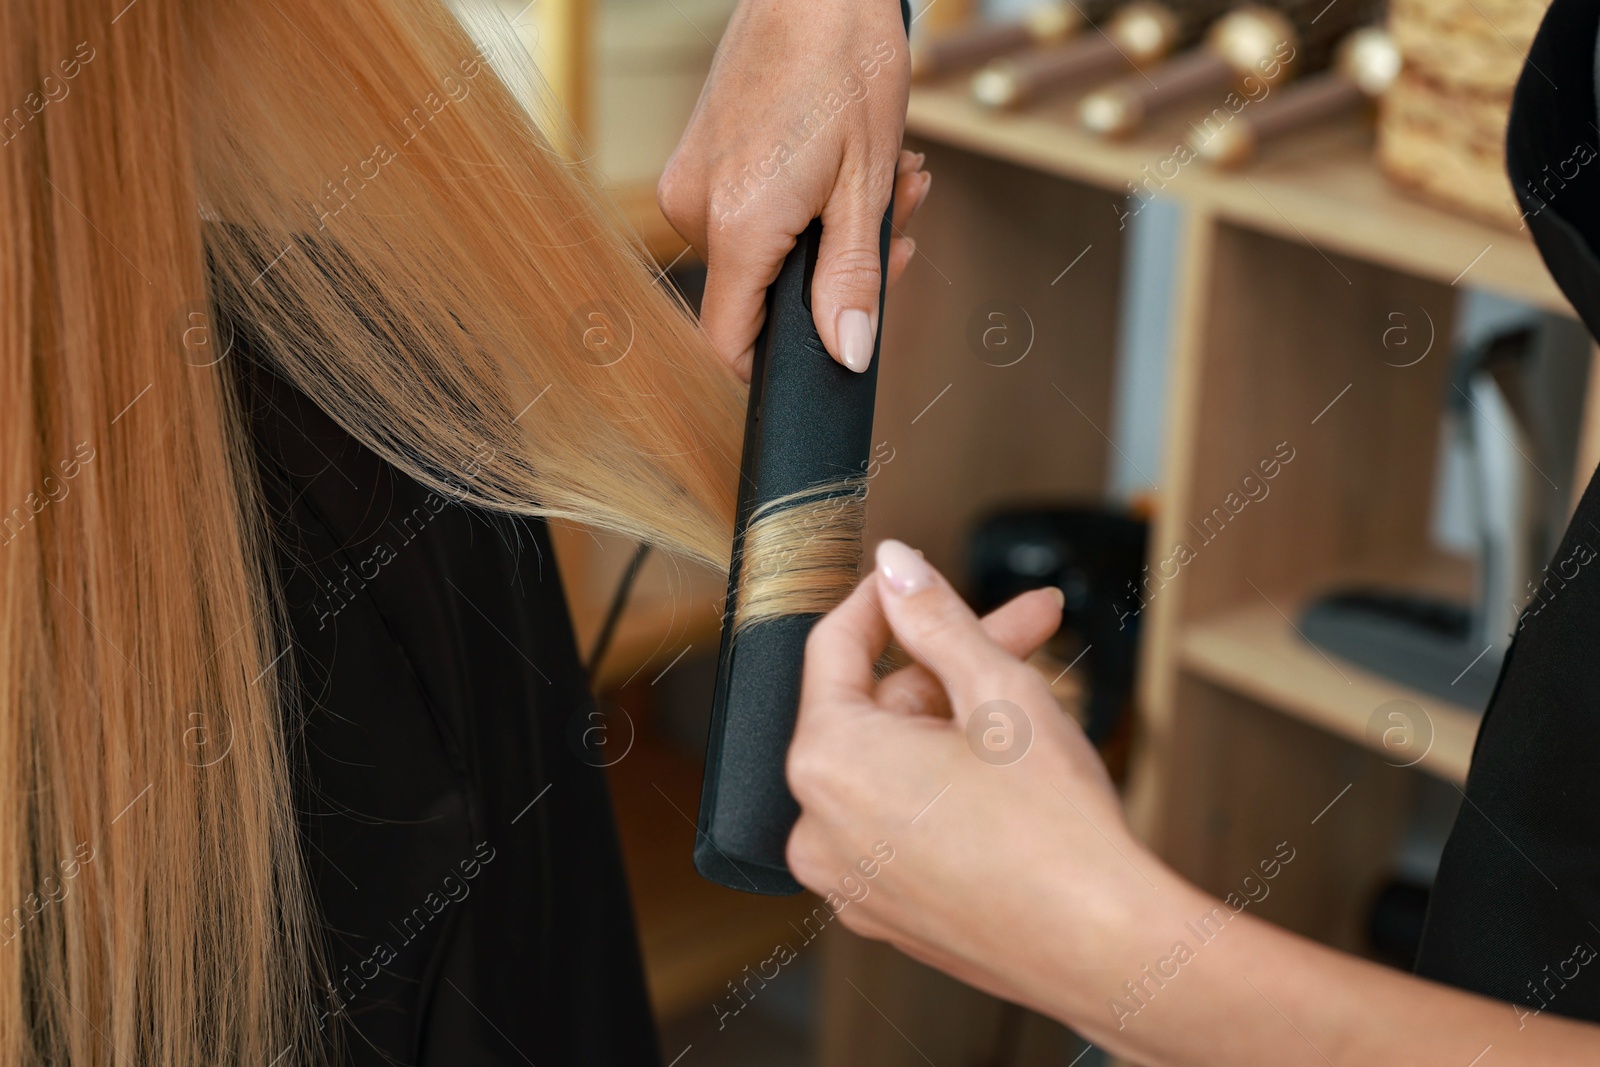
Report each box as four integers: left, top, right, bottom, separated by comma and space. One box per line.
1032, 848, 1217, 1041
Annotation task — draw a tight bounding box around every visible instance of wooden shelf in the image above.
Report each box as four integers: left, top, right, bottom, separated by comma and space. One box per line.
906, 80, 1570, 315
1179, 601, 1482, 786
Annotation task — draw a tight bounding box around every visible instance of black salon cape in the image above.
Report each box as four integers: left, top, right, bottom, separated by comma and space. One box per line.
1412, 0, 1600, 1021
237, 353, 659, 1065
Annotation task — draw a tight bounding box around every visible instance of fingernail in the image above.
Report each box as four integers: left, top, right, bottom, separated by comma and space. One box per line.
877, 539, 934, 596
1046, 586, 1065, 609
919, 171, 933, 201
913, 151, 927, 169
838, 308, 874, 373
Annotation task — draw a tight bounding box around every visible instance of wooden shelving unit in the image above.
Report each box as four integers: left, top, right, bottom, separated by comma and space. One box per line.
820, 73, 1597, 1066
556, 52, 1596, 1064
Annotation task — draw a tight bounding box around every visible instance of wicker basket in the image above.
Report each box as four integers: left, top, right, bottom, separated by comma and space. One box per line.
1375, 0, 1550, 228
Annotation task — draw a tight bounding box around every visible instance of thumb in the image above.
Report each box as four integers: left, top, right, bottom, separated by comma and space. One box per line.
871, 540, 1024, 723
811, 172, 893, 374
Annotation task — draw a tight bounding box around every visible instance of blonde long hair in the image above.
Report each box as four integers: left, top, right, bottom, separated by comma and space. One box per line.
0, 0, 757, 1061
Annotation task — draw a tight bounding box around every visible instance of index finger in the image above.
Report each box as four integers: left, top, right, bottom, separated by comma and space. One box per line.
700, 222, 795, 381
799, 573, 890, 711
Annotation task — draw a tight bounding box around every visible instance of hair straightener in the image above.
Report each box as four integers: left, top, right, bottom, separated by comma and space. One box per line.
694, 1, 911, 896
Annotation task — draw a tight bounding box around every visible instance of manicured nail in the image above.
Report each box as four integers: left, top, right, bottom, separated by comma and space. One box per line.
1046, 586, 1065, 609
877, 539, 933, 596
838, 308, 874, 373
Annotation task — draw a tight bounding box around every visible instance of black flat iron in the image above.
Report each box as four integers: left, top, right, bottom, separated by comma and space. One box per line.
694, 2, 912, 895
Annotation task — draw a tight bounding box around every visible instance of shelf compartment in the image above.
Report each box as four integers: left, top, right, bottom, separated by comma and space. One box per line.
1152, 673, 1423, 953
869, 137, 1126, 577
1178, 593, 1484, 785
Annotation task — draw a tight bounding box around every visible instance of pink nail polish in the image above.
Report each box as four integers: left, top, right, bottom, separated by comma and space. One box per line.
877, 539, 933, 596
837, 308, 873, 373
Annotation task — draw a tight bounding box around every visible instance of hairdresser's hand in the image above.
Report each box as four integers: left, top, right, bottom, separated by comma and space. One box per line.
658, 0, 926, 380
793, 549, 1600, 1066
787, 541, 1190, 1026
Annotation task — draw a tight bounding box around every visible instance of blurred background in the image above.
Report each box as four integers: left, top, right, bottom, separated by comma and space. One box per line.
448, 0, 1589, 1062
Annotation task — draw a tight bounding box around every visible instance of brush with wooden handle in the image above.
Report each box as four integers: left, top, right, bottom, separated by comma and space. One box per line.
1190, 27, 1400, 166
911, 0, 1108, 81
1079, 5, 1296, 135
971, 0, 1230, 110
1078, 0, 1380, 136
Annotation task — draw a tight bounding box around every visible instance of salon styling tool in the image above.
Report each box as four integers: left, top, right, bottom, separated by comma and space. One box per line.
693, 4, 909, 896
1078, 0, 1379, 137
1298, 326, 1558, 713
971, 0, 1228, 111
694, 232, 885, 894
1191, 27, 1399, 165
1367, 879, 1431, 971
911, 1, 1094, 81
968, 506, 1148, 746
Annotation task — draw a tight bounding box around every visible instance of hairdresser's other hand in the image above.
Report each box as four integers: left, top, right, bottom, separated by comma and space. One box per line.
787, 541, 1189, 1025
658, 0, 925, 381
791, 549, 1600, 1067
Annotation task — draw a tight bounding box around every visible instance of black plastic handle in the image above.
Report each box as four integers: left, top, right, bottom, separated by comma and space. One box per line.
695, 1, 909, 895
